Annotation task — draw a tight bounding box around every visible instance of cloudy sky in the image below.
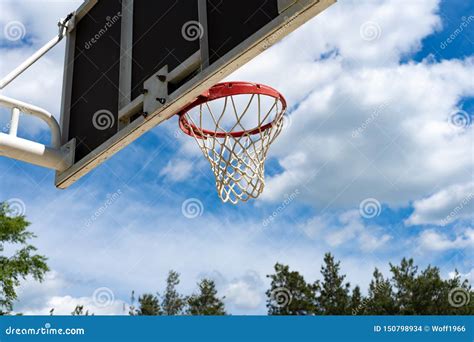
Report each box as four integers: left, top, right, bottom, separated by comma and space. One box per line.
0, 0, 473, 315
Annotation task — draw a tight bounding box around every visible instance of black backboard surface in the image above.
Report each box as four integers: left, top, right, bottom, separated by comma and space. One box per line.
57, 0, 336, 188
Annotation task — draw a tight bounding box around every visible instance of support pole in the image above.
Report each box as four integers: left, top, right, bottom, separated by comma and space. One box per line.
9, 108, 20, 136
0, 13, 73, 90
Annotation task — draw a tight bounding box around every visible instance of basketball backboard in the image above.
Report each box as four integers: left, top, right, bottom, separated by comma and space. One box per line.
55, 0, 336, 188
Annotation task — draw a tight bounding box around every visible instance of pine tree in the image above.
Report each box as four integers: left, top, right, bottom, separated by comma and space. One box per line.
137, 293, 161, 315
162, 270, 185, 315
413, 265, 448, 314
350, 286, 363, 315
186, 279, 226, 315
129, 291, 137, 316
0, 202, 49, 314
443, 271, 474, 315
315, 253, 350, 314
266, 263, 316, 315
364, 268, 397, 314
71, 305, 92, 316
390, 258, 418, 314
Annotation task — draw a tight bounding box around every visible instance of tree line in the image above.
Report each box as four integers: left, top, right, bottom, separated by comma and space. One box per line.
1, 202, 472, 315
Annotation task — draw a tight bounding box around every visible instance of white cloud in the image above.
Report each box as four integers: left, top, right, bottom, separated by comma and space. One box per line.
23, 295, 128, 316
159, 159, 194, 182
221, 271, 265, 311
227, 0, 473, 209
448, 269, 474, 284
406, 182, 474, 226
301, 210, 392, 252
15, 271, 128, 315
418, 228, 474, 251
257, 57, 473, 208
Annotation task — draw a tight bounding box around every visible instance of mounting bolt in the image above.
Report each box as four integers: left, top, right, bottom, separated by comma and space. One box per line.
142, 111, 148, 118
157, 75, 167, 82
156, 98, 166, 105
142, 88, 148, 95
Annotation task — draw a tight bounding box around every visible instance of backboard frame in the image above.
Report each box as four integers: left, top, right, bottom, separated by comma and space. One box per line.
55, 0, 336, 188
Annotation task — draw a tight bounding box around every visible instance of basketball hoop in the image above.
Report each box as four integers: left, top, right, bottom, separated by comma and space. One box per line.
179, 82, 287, 204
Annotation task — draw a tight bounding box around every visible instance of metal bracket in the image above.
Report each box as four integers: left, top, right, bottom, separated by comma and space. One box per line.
118, 50, 203, 124
143, 65, 168, 117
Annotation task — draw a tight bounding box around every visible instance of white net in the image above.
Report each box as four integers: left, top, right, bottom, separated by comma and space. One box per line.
181, 90, 286, 204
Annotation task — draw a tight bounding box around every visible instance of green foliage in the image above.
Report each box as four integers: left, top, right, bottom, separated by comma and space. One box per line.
71, 305, 92, 316
137, 293, 161, 316
364, 268, 397, 315
186, 279, 226, 315
266, 254, 474, 315
350, 286, 363, 314
390, 259, 474, 315
266, 263, 316, 315
162, 270, 185, 315
315, 253, 351, 314
0, 202, 49, 313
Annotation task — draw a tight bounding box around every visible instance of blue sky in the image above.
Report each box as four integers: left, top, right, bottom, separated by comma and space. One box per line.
0, 0, 473, 315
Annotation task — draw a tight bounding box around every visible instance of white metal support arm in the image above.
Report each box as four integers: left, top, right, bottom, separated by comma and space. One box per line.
0, 13, 73, 90
0, 14, 75, 172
